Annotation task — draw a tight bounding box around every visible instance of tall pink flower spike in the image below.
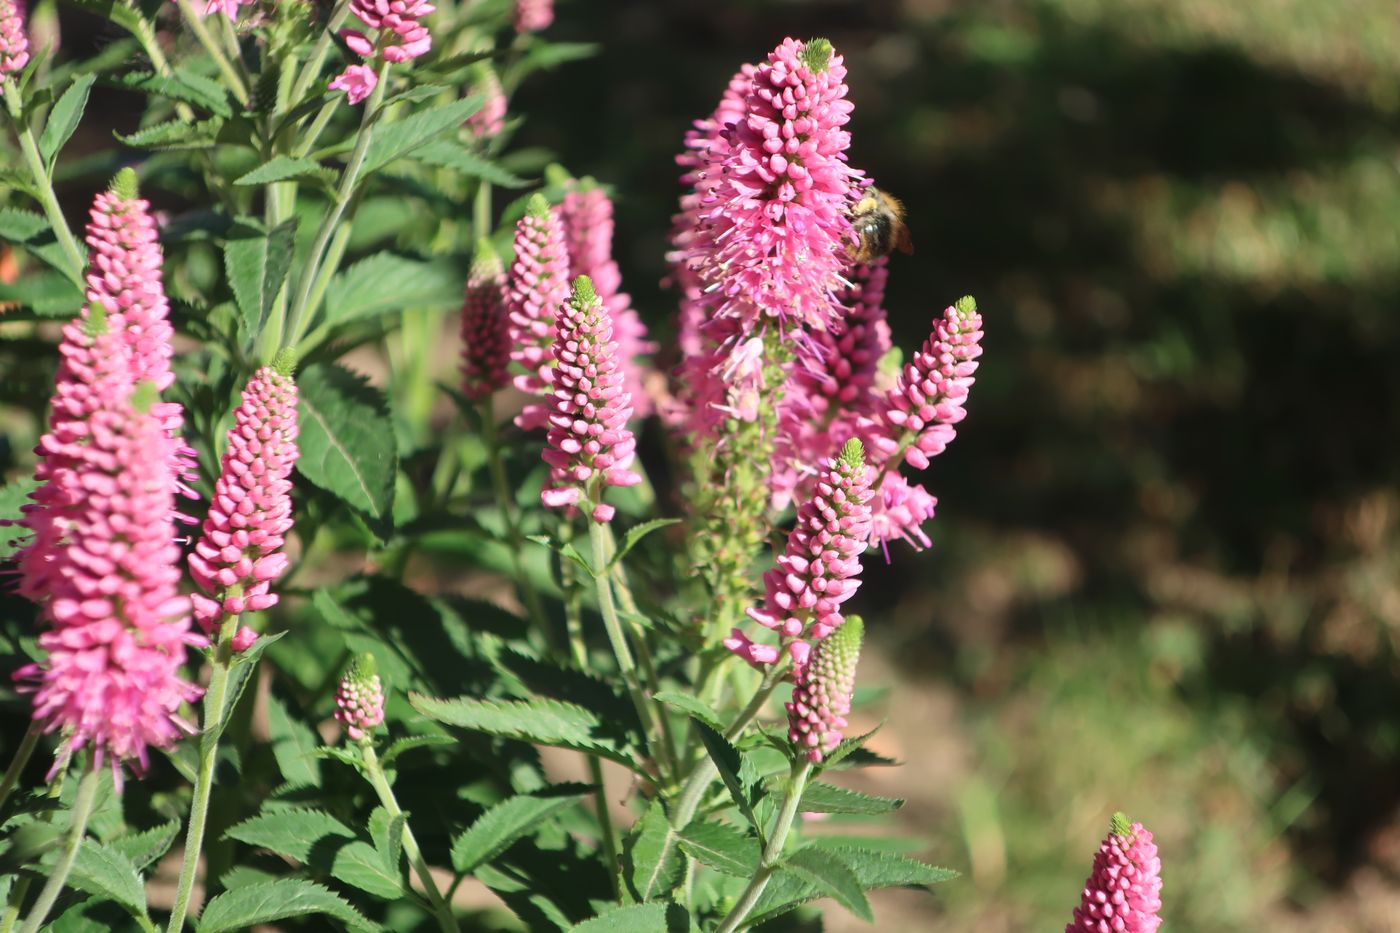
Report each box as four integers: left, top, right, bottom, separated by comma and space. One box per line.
188, 354, 300, 647
539, 275, 642, 524
1067, 813, 1164, 933
0, 0, 29, 77
787, 616, 863, 762
507, 193, 571, 430
725, 437, 872, 666
690, 38, 863, 336
459, 240, 511, 401
16, 355, 202, 783
560, 184, 657, 418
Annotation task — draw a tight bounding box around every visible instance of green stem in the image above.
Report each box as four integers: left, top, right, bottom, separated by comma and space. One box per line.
481, 402, 552, 640
587, 522, 673, 783
606, 547, 680, 782
166, 610, 243, 933
286, 0, 351, 108
473, 181, 492, 240
283, 61, 389, 349
360, 744, 459, 933
3, 83, 84, 284
175, 0, 249, 104
291, 99, 339, 158
18, 764, 102, 933
714, 762, 814, 933
0, 722, 41, 812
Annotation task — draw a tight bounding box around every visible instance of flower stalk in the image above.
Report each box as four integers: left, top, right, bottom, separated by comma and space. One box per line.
713, 760, 814, 933
17, 763, 102, 933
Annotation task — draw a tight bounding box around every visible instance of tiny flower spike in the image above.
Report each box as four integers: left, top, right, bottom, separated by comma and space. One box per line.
539, 275, 642, 523
188, 356, 300, 637
691, 38, 864, 335
0, 0, 28, 78
787, 616, 864, 762
513, 0, 551, 33
731, 437, 873, 662
871, 295, 984, 471
507, 194, 571, 427
466, 65, 506, 139
330, 64, 378, 105
1067, 813, 1164, 933
17, 380, 203, 782
459, 240, 511, 401
335, 653, 385, 742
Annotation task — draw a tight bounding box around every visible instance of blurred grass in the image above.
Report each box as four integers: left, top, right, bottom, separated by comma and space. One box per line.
527, 0, 1400, 927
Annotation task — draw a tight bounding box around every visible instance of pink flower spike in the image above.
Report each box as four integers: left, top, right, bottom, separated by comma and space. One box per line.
868, 473, 937, 556
513, 0, 551, 33
1, 0, 29, 77
1067, 813, 1163, 933
187, 356, 299, 636
230, 626, 258, 653
330, 64, 378, 105
539, 275, 642, 523
467, 66, 506, 139
199, 0, 252, 20
787, 616, 863, 762
507, 194, 571, 427
346, 0, 434, 63
459, 240, 511, 401
335, 653, 385, 742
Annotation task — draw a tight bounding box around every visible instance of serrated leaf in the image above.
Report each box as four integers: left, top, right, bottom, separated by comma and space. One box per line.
360, 94, 484, 174
381, 733, 455, 766
235, 155, 332, 186
108, 819, 180, 870
797, 782, 903, 815
785, 846, 872, 922
827, 846, 958, 888
319, 253, 463, 329
197, 878, 379, 932
653, 693, 722, 733
411, 141, 532, 188
69, 839, 146, 918
823, 722, 892, 769
625, 801, 680, 902
0, 209, 77, 280
110, 70, 232, 118
0, 479, 39, 560
693, 719, 760, 828
0, 272, 83, 316
449, 790, 584, 874
211, 630, 286, 744
296, 362, 397, 522
223, 218, 297, 344
39, 74, 96, 164
611, 519, 681, 568
224, 808, 354, 862
568, 903, 668, 932
115, 117, 223, 150
409, 694, 631, 765
332, 840, 404, 899
525, 533, 594, 577
368, 807, 405, 876
676, 821, 759, 878
266, 693, 323, 787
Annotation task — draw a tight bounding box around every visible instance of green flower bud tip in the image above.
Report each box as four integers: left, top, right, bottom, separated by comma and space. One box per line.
571, 274, 597, 307
954, 294, 978, 316
471, 238, 503, 277
130, 380, 159, 415
271, 347, 298, 378
110, 167, 139, 201
543, 163, 575, 187
1110, 811, 1133, 838
526, 192, 552, 219
838, 437, 865, 470
348, 651, 378, 683
833, 614, 865, 651
800, 38, 834, 74
84, 302, 111, 339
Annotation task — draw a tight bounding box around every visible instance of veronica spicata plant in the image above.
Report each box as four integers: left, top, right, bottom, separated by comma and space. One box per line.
0, 4, 1157, 927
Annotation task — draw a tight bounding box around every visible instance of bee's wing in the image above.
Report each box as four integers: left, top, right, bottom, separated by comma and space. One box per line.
894, 224, 914, 255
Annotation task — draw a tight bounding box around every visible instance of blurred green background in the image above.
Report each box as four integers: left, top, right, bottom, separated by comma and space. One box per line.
518, 0, 1400, 929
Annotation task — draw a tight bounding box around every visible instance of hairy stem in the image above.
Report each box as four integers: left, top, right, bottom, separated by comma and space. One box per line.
481, 402, 553, 643
3, 83, 85, 284
0, 722, 41, 813
714, 761, 814, 933
175, 0, 249, 104
17, 764, 102, 933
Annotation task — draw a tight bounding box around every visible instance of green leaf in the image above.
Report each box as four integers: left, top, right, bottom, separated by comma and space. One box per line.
411, 141, 532, 188
332, 840, 405, 899
361, 94, 484, 174
108, 820, 180, 871
624, 802, 680, 902
69, 839, 146, 918
368, 807, 405, 877
223, 218, 297, 344
197, 878, 379, 932
296, 362, 397, 523
0, 479, 38, 560
568, 903, 668, 933
653, 692, 722, 732
692, 719, 760, 828
110, 70, 232, 118
0, 209, 76, 280
320, 253, 463, 329
610, 519, 681, 568
784, 846, 872, 922
525, 533, 594, 577
115, 117, 223, 150
224, 808, 355, 862
234, 155, 333, 186
212, 630, 286, 745
676, 822, 759, 878
39, 73, 96, 164
266, 693, 324, 787
409, 694, 631, 765
825, 846, 958, 888
381, 733, 455, 766
0, 272, 83, 316
449, 790, 585, 874
797, 782, 904, 816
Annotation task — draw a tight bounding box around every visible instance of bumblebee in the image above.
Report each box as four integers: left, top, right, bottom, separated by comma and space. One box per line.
848, 187, 914, 263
